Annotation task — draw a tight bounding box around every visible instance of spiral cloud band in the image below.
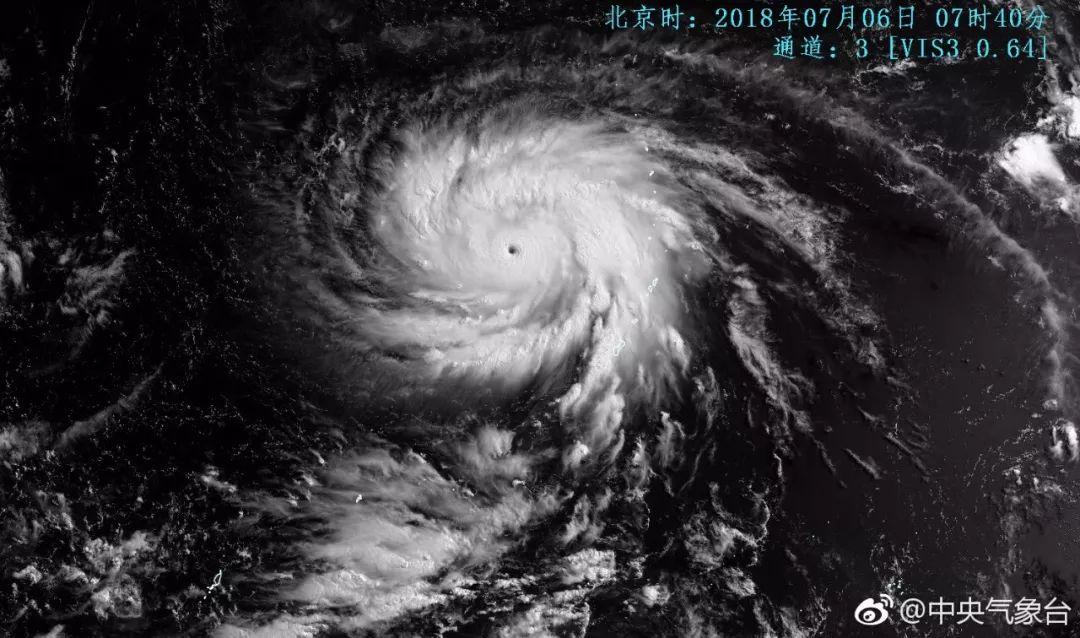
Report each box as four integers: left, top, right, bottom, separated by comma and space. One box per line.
224, 21, 1080, 638
272, 105, 713, 475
